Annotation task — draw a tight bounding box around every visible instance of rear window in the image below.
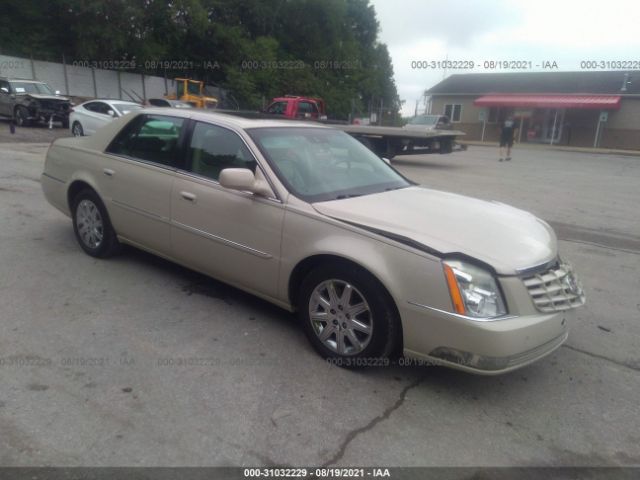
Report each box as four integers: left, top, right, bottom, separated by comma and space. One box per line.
112, 103, 143, 115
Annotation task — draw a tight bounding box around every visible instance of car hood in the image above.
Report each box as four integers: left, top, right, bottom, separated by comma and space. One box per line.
21, 93, 70, 102
312, 186, 557, 275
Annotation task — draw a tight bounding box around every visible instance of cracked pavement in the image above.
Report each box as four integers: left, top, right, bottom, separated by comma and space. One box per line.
0, 140, 639, 466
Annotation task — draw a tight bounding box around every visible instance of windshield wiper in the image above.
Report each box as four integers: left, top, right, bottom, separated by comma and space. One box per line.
335, 193, 362, 200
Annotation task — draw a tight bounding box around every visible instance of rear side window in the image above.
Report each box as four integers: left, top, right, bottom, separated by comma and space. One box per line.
107, 114, 185, 166
187, 122, 256, 181
297, 101, 318, 115
148, 99, 170, 107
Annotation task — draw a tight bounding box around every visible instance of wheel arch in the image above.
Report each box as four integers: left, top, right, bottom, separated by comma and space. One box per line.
66, 178, 103, 211
288, 253, 404, 354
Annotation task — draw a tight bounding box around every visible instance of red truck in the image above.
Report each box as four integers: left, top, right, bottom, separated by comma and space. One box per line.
265, 95, 327, 120
262, 95, 465, 158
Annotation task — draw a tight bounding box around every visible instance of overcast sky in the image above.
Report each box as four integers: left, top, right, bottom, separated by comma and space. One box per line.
370, 0, 640, 116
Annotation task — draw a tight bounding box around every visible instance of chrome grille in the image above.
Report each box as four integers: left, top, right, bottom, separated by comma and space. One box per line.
522, 262, 585, 313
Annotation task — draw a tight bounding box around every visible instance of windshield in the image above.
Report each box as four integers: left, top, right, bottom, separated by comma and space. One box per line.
187, 81, 201, 95
248, 127, 411, 202
408, 115, 439, 125
112, 103, 143, 115
10, 81, 55, 95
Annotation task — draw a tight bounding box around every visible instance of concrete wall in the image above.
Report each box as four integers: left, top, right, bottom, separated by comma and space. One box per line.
0, 54, 180, 101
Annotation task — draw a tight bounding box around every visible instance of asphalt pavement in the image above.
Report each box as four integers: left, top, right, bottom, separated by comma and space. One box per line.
0, 140, 638, 467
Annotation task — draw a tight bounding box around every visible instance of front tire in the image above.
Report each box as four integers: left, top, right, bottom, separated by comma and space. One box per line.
72, 121, 84, 137
71, 188, 120, 258
298, 263, 400, 366
14, 106, 30, 127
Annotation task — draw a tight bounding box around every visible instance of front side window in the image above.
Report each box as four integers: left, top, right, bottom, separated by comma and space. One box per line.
266, 101, 287, 115
187, 122, 256, 181
107, 114, 184, 166
85, 102, 110, 115
248, 127, 410, 202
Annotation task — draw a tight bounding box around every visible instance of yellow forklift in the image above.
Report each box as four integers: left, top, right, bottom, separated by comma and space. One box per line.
166, 78, 218, 109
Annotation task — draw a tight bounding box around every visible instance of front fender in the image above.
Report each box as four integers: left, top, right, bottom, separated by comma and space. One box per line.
279, 205, 452, 315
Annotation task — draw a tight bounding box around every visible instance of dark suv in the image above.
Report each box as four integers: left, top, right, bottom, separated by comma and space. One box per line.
0, 77, 71, 128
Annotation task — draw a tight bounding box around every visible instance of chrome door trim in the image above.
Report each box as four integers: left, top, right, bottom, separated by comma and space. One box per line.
111, 198, 170, 224
171, 220, 273, 259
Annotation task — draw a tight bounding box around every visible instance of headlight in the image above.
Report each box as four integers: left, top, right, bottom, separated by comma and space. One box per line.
442, 259, 506, 319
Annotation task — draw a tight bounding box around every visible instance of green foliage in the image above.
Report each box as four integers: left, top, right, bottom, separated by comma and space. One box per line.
0, 0, 400, 120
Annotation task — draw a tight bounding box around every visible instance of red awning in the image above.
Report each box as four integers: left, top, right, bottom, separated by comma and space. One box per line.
474, 94, 621, 110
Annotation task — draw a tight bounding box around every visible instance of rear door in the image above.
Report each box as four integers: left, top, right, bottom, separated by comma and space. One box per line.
170, 121, 284, 297
103, 114, 187, 255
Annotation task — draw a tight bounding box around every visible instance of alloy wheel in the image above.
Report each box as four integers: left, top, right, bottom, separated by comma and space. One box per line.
76, 199, 104, 249
308, 279, 373, 355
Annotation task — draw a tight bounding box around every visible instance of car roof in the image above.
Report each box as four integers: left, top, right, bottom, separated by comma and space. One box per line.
142, 107, 331, 130
79, 99, 141, 105
2, 78, 47, 83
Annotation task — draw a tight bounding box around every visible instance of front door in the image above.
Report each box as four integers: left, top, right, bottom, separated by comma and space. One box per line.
171, 121, 284, 298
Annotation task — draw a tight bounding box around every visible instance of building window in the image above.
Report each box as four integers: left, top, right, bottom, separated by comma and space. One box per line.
444, 104, 462, 122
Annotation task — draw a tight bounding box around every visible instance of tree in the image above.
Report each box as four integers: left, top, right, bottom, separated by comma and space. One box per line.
0, 0, 400, 120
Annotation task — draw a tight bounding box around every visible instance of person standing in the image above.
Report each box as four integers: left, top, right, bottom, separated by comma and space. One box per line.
499, 116, 517, 161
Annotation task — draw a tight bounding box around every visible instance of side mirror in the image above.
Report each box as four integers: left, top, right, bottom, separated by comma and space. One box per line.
0, 87, 8, 94
107, 110, 116, 117
219, 168, 272, 197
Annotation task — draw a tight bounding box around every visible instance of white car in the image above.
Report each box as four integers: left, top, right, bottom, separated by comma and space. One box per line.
42, 109, 585, 374
70, 99, 143, 136
404, 114, 452, 131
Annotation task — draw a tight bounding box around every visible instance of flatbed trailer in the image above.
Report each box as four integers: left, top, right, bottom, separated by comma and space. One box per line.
216, 109, 466, 158
331, 124, 466, 158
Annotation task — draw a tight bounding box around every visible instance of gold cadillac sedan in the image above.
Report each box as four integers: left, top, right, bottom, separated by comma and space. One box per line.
41, 109, 585, 374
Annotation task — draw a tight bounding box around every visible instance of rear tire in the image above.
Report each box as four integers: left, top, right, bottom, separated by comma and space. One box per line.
298, 262, 400, 367
71, 188, 120, 258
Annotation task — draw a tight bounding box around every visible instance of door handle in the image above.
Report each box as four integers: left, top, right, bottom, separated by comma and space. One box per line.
180, 191, 197, 202
103, 168, 115, 177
